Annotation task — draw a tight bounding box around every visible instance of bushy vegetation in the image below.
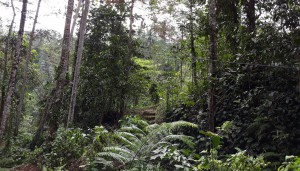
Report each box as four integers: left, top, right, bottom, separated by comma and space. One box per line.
2, 116, 299, 170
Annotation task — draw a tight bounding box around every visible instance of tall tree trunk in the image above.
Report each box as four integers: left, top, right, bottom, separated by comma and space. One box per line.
128, 0, 134, 57
245, 0, 255, 34
0, 0, 16, 123
70, 0, 82, 40
70, 0, 83, 79
229, 0, 239, 52
14, 0, 42, 137
0, 0, 28, 142
208, 0, 217, 133
30, 0, 74, 149
189, 0, 197, 88
67, 0, 90, 127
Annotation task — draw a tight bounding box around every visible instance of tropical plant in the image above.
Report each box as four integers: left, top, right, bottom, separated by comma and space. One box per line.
35, 127, 89, 169
278, 156, 300, 171
196, 130, 267, 171
87, 116, 198, 170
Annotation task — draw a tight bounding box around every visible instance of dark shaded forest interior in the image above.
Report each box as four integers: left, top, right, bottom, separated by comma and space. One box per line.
0, 0, 299, 170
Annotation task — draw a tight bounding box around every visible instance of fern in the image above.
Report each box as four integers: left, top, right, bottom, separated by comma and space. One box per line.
114, 131, 141, 149
93, 117, 198, 170
119, 125, 146, 137
115, 131, 141, 143
97, 151, 128, 164
159, 134, 195, 148
94, 157, 113, 168
145, 123, 160, 132
162, 120, 198, 132
103, 147, 135, 158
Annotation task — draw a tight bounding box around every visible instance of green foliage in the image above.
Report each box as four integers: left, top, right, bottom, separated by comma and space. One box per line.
34, 127, 89, 169
85, 116, 198, 170
196, 149, 267, 171
278, 156, 300, 171
76, 5, 149, 127
200, 131, 221, 149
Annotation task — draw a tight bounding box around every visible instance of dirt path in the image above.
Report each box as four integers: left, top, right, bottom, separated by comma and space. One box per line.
130, 105, 158, 123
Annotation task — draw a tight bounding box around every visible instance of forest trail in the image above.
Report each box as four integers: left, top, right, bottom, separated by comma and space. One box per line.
131, 105, 158, 123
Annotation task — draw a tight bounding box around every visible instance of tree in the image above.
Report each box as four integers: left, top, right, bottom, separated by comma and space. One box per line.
31, 0, 74, 148
0, 0, 28, 141
15, 0, 43, 137
244, 0, 255, 34
208, 0, 217, 133
74, 4, 146, 127
70, 0, 83, 40
217, 0, 240, 53
0, 0, 16, 122
188, 0, 197, 88
67, 0, 90, 127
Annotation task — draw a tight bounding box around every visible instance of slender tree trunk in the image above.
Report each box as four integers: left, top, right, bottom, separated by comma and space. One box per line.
14, 0, 42, 137
70, 0, 82, 40
180, 58, 183, 89
245, 0, 255, 34
189, 0, 197, 88
229, 0, 239, 52
30, 0, 74, 148
67, 0, 90, 127
70, 0, 83, 78
208, 0, 217, 133
0, 0, 28, 142
0, 0, 16, 123
128, 0, 134, 57
180, 27, 184, 90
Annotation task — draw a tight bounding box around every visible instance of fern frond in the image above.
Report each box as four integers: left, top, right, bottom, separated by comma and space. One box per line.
97, 151, 128, 164
116, 131, 141, 144
131, 118, 149, 129
164, 121, 198, 132
119, 125, 146, 136
145, 141, 172, 153
145, 123, 160, 132
159, 134, 195, 148
113, 133, 137, 149
94, 157, 113, 168
103, 146, 135, 158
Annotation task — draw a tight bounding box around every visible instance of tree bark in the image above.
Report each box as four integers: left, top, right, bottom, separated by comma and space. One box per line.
67, 0, 90, 127
70, 0, 83, 79
0, 0, 28, 141
14, 0, 42, 137
30, 0, 74, 148
0, 0, 16, 123
128, 0, 134, 57
208, 0, 217, 133
245, 0, 255, 34
189, 0, 197, 88
70, 0, 82, 40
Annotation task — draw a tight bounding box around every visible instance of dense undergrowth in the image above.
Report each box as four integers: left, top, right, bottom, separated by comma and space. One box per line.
0, 116, 299, 171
